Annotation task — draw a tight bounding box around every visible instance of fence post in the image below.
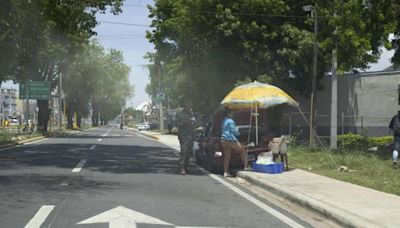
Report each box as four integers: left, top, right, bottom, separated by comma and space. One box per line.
361, 116, 364, 136
341, 112, 344, 135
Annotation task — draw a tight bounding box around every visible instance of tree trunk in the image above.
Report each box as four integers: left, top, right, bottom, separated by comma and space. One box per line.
65, 101, 73, 129
77, 113, 82, 128
92, 111, 98, 126
37, 100, 49, 133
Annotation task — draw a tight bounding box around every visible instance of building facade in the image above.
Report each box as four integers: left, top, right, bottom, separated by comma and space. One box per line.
285, 69, 400, 137
0, 88, 18, 118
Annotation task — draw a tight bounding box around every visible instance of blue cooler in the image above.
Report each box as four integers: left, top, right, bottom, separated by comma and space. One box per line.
252, 162, 284, 174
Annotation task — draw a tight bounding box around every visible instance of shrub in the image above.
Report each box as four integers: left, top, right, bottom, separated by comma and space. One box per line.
338, 133, 368, 150
368, 136, 393, 148
338, 133, 393, 150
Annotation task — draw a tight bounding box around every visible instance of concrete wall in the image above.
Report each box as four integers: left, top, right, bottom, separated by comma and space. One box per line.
286, 70, 400, 137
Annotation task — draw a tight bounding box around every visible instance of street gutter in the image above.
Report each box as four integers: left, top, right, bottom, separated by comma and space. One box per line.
125, 127, 159, 140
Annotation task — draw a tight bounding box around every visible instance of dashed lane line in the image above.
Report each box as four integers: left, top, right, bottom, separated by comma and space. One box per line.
72, 159, 87, 173
25, 205, 55, 228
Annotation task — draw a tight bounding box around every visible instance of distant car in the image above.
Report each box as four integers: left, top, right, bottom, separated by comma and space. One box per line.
137, 123, 150, 131
10, 118, 19, 126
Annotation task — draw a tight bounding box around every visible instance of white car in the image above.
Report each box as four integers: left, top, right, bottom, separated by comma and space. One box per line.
137, 123, 150, 131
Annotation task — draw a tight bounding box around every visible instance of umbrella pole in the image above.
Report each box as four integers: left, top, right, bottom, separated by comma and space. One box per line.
245, 103, 254, 169
255, 103, 258, 145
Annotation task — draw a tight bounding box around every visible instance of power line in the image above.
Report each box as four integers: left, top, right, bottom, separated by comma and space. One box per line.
97, 20, 151, 27
122, 4, 309, 19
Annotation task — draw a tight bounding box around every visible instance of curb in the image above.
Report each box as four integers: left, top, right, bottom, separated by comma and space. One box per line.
236, 171, 381, 228
17, 136, 47, 145
126, 127, 160, 140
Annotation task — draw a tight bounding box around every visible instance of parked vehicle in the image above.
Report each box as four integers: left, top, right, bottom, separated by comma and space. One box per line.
195, 109, 279, 173
10, 117, 19, 126
137, 122, 151, 131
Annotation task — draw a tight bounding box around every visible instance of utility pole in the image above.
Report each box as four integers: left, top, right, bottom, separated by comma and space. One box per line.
330, 13, 338, 150
58, 72, 63, 132
303, 4, 318, 148
157, 62, 164, 133
25, 81, 30, 132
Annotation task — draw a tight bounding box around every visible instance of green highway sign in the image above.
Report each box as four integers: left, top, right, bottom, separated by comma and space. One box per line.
19, 81, 51, 100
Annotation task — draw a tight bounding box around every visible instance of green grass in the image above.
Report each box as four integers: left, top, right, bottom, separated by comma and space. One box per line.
289, 147, 400, 196
0, 132, 44, 145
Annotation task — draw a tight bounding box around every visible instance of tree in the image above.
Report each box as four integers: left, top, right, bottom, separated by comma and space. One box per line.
64, 41, 133, 128
1, 0, 124, 132
146, 0, 397, 117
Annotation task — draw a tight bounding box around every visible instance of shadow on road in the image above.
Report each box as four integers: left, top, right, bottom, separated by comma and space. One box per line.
0, 143, 204, 176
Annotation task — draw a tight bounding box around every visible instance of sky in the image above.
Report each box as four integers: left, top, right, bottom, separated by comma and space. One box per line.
94, 0, 155, 108
1, 0, 396, 107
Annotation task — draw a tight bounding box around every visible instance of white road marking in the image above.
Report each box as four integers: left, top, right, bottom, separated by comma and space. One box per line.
23, 138, 49, 145
72, 159, 87, 173
208, 174, 305, 228
25, 205, 55, 228
97, 138, 102, 142
77, 206, 172, 228
102, 133, 108, 137
90, 145, 96, 150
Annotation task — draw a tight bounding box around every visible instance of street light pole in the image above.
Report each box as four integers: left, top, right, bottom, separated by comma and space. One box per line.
58, 72, 63, 132
303, 4, 318, 148
330, 12, 338, 150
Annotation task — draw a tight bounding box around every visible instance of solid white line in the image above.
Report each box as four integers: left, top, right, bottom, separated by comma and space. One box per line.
25, 205, 55, 228
102, 134, 107, 137
208, 174, 305, 228
97, 138, 102, 142
175, 227, 222, 228
23, 138, 49, 145
72, 159, 87, 173
90, 145, 96, 150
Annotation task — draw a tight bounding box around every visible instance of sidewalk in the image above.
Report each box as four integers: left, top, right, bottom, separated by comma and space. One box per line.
133, 129, 400, 228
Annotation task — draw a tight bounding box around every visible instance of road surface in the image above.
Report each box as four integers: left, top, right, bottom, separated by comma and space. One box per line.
0, 127, 312, 228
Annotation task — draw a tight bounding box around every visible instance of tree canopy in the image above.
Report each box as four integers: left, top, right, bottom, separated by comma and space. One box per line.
1, 0, 125, 131
146, 0, 398, 116
64, 40, 133, 127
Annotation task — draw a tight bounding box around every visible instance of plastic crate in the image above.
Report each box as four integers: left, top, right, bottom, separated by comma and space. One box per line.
252, 162, 284, 174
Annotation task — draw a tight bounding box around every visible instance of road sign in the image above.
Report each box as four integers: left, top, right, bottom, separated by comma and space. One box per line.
77, 206, 222, 228
19, 81, 51, 100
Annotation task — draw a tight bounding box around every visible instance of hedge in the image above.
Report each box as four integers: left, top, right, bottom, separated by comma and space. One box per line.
337, 133, 393, 150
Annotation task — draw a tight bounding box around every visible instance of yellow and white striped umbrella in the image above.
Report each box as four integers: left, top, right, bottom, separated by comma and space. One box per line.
221, 81, 298, 109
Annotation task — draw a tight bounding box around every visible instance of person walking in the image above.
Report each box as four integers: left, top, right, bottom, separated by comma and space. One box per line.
176, 104, 195, 175
389, 110, 400, 168
220, 108, 247, 177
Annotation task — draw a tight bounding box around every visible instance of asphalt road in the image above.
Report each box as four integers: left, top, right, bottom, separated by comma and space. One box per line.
0, 127, 311, 228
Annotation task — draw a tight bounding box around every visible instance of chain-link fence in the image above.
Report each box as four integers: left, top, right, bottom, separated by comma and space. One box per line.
282, 112, 393, 139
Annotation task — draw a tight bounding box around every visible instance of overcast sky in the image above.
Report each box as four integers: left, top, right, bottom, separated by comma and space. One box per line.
1, 0, 395, 107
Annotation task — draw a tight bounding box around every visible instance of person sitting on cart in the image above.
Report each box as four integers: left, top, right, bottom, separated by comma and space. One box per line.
220, 108, 247, 177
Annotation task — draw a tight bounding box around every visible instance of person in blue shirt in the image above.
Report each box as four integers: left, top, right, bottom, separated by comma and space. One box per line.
220, 108, 246, 177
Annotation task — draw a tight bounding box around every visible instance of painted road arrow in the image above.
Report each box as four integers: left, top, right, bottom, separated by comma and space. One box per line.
77, 206, 172, 228
77, 206, 223, 228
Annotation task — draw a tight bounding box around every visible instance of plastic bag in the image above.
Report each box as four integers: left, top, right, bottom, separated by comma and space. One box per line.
256, 152, 274, 165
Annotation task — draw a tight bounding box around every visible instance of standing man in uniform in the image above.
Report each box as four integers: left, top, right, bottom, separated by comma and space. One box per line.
176, 103, 195, 175
389, 110, 400, 168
